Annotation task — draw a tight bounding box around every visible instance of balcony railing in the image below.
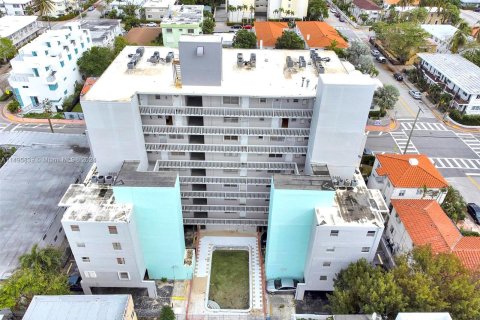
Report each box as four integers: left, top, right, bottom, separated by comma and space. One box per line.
183, 217, 268, 226
143, 125, 310, 137
155, 159, 298, 173
9, 73, 32, 82
146, 143, 307, 154
179, 176, 271, 185
181, 191, 270, 199
183, 205, 269, 213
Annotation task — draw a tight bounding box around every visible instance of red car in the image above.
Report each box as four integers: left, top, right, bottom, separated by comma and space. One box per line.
242, 25, 252, 29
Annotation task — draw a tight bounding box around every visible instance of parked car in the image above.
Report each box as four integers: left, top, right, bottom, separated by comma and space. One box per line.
474, 7, 480, 12
334, 12, 341, 18
330, 8, 337, 13
88, 6, 95, 11
409, 90, 422, 99
145, 22, 157, 27
371, 49, 380, 57
376, 56, 387, 63
393, 73, 403, 81
467, 203, 480, 224
266, 278, 300, 294
68, 273, 83, 292
242, 24, 252, 29
231, 24, 242, 30
339, 16, 345, 22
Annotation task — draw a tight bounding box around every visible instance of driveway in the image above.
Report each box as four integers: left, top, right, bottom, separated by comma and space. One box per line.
268, 294, 295, 320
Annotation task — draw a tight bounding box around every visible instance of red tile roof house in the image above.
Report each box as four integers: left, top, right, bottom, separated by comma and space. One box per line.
367, 154, 449, 208
350, 0, 382, 24
384, 199, 480, 271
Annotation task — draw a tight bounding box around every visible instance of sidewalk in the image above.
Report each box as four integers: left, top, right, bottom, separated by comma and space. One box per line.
366, 119, 398, 132
1, 104, 85, 125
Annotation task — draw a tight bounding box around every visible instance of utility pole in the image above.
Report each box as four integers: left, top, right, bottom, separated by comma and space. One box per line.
403, 107, 423, 154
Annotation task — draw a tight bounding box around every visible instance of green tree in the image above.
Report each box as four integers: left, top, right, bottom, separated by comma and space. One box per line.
373, 85, 400, 112
372, 22, 429, 64
0, 146, 16, 168
159, 305, 175, 320
275, 30, 304, 49
77, 46, 114, 77
202, 17, 215, 34
401, 7, 428, 23
359, 12, 369, 23
0, 38, 16, 63
19, 244, 62, 271
441, 185, 466, 222
113, 36, 129, 56
328, 259, 407, 318
345, 42, 377, 75
463, 49, 480, 67
232, 29, 257, 48
307, 0, 329, 21
34, 0, 55, 28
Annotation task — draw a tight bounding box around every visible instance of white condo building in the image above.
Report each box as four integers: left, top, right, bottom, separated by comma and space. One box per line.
8, 22, 91, 112
79, 35, 381, 229
0, 16, 42, 48
227, 0, 308, 22
143, 0, 175, 21
2, 0, 77, 16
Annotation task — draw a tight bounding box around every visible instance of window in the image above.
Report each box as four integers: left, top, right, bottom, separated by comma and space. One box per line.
82, 257, 90, 262
224, 117, 239, 123
48, 83, 58, 91
84, 271, 97, 278
323, 262, 331, 267
330, 230, 339, 236
77, 242, 85, 247
112, 242, 122, 250
258, 136, 264, 140
319, 276, 327, 280
293, 99, 299, 102
166, 28, 173, 33
171, 152, 185, 156
60, 60, 64, 67
367, 231, 376, 237
361, 247, 370, 253
118, 272, 130, 280
270, 137, 285, 142
169, 134, 184, 139
223, 96, 240, 105
155, 94, 161, 99
54, 235, 58, 242
326, 247, 335, 252
188, 29, 194, 33
32, 68, 39, 77
71, 225, 80, 231
398, 190, 406, 197
224, 135, 238, 141
269, 154, 282, 158
390, 226, 395, 234
108, 226, 118, 234
68, 54, 72, 60
74, 48, 78, 54
117, 257, 126, 264
260, 98, 267, 103
58, 227, 63, 233
224, 184, 238, 187
46, 41, 51, 47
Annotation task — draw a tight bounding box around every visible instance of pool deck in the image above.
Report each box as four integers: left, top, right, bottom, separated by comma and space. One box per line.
187, 232, 264, 317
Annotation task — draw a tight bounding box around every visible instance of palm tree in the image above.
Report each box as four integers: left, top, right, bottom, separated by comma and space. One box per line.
236, 5, 243, 23
279, 7, 284, 20
19, 244, 62, 271
249, 5, 255, 23
273, 8, 279, 20
450, 21, 472, 53
242, 4, 248, 25
34, 0, 55, 29
228, 5, 236, 23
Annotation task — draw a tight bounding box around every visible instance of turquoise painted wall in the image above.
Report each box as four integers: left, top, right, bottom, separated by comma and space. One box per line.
113, 177, 193, 280
265, 183, 335, 280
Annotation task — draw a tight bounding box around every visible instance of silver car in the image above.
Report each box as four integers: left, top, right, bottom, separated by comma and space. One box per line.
266, 278, 299, 294
409, 90, 422, 100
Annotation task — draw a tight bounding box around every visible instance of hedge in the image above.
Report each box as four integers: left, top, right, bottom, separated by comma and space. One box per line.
450, 109, 480, 126
369, 109, 386, 118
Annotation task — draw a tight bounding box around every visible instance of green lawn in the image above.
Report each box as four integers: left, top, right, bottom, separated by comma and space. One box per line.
209, 250, 249, 309
71, 103, 83, 112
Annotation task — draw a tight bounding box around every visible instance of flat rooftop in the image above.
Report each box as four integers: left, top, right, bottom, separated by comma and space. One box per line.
143, 0, 175, 7
417, 53, 480, 94
116, 161, 178, 187
161, 5, 204, 25
0, 140, 90, 279
421, 24, 458, 41
0, 16, 38, 38
83, 42, 358, 102
23, 295, 130, 320
273, 174, 335, 191
80, 19, 120, 43
63, 203, 133, 222
59, 184, 114, 207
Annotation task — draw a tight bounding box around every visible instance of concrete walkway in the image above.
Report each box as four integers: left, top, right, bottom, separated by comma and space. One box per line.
1, 104, 85, 125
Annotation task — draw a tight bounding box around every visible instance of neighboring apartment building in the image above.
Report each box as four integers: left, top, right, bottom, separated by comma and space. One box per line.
80, 19, 122, 47
23, 295, 137, 320
254, 21, 348, 49
8, 22, 91, 112
227, 0, 308, 22
3, 0, 34, 16
160, 5, 204, 48
421, 24, 459, 53
143, 0, 175, 21
0, 15, 42, 48
350, 0, 382, 23
59, 161, 194, 295
110, 0, 146, 16
391, 7, 442, 24
265, 173, 387, 300
80, 35, 380, 230
368, 154, 448, 207
417, 53, 480, 115
385, 199, 480, 270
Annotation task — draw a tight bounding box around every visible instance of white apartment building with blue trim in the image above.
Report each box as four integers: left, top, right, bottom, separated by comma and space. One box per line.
8, 22, 91, 112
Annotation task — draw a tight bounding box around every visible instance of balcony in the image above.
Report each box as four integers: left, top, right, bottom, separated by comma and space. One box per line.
183, 217, 268, 226
46, 71, 56, 83
154, 159, 299, 173
179, 176, 271, 185
183, 205, 269, 213
143, 125, 310, 137
146, 143, 308, 154
181, 191, 270, 199
9, 73, 32, 82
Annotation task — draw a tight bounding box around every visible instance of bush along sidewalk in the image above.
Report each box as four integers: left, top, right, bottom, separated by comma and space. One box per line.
450, 109, 480, 126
